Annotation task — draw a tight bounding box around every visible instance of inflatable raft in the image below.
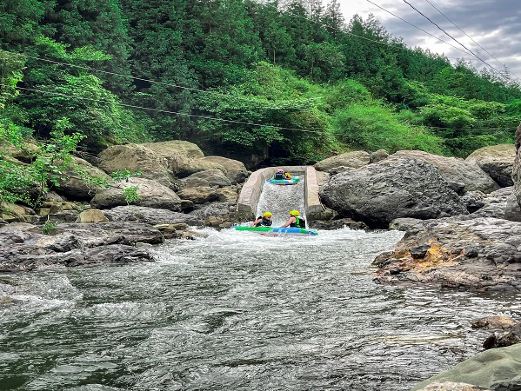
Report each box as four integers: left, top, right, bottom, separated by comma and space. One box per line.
235, 226, 318, 236
267, 176, 300, 185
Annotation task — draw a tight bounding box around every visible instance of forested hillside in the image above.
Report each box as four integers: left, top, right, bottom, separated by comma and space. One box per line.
1, 0, 520, 172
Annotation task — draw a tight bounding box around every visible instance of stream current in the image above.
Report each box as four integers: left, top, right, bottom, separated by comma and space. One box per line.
1, 227, 521, 390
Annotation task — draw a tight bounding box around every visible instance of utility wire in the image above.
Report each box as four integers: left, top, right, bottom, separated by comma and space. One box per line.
365, 0, 472, 57
5, 82, 515, 135
1, 83, 328, 135
422, 0, 504, 67
400, 0, 502, 77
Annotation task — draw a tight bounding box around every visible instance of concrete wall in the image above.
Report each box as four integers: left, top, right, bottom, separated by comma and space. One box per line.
237, 166, 324, 221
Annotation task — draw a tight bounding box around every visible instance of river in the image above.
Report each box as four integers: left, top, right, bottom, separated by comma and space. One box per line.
1, 227, 521, 390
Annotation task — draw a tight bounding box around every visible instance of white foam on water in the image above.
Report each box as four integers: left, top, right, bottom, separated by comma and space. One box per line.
256, 177, 306, 226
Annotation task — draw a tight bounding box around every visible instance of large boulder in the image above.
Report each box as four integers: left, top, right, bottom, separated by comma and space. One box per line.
0, 203, 38, 223
104, 205, 202, 225
57, 157, 111, 200
471, 187, 521, 221
413, 343, 521, 391
98, 144, 177, 190
511, 123, 521, 207
189, 202, 239, 228
91, 178, 182, 211
466, 144, 516, 187
180, 169, 232, 188
314, 151, 371, 174
393, 150, 498, 194
198, 156, 248, 183
0, 222, 162, 272
320, 157, 468, 227
374, 216, 521, 291
77, 208, 109, 223
142, 140, 206, 176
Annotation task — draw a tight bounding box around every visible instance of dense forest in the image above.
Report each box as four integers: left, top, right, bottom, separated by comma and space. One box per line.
1, 0, 521, 204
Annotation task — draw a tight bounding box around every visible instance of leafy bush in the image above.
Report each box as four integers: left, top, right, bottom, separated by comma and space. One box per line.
333, 103, 445, 153
123, 186, 140, 205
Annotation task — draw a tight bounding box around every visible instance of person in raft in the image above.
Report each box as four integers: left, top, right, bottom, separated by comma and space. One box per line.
273, 168, 292, 180
252, 211, 273, 227
281, 210, 306, 228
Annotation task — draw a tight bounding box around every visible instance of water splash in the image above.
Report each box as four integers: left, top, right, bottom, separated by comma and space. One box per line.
256, 176, 306, 226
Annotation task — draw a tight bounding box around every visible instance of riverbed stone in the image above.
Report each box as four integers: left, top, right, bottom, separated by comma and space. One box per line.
393, 150, 498, 194
466, 144, 516, 187
471, 187, 521, 221
320, 156, 468, 228
314, 150, 371, 174
104, 205, 202, 226
413, 343, 521, 391
0, 222, 163, 271
77, 208, 109, 223
91, 178, 183, 211
374, 217, 521, 291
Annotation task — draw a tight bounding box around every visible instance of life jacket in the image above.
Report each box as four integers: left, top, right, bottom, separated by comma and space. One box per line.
290, 216, 305, 228
255, 217, 272, 227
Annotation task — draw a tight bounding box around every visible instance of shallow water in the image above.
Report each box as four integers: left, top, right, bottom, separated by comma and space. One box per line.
1, 227, 521, 390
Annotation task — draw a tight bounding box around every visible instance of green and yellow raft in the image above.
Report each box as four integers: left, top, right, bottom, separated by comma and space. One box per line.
235, 226, 318, 236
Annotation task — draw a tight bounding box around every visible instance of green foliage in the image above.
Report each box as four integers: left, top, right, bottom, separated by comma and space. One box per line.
123, 186, 140, 205
333, 103, 445, 154
42, 219, 57, 235
111, 169, 141, 182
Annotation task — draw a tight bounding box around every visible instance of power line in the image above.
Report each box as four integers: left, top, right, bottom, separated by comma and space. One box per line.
422, 0, 504, 67
6, 83, 516, 135
1, 83, 328, 135
365, 0, 472, 57
400, 0, 503, 77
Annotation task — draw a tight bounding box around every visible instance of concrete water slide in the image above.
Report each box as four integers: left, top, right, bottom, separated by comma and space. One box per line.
237, 166, 324, 221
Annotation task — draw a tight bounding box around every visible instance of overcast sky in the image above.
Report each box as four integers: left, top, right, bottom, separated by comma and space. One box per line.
337, 0, 521, 82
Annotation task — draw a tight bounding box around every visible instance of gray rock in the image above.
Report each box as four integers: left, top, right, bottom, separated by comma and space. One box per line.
461, 191, 486, 213
413, 343, 521, 391
472, 187, 521, 221
374, 217, 521, 291
0, 222, 163, 272
104, 206, 202, 226
57, 156, 111, 200
320, 156, 468, 228
189, 202, 239, 228
314, 151, 371, 174
91, 177, 182, 211
197, 156, 249, 184
416, 382, 489, 391
370, 149, 389, 163
393, 150, 498, 194
181, 169, 232, 188
466, 144, 516, 187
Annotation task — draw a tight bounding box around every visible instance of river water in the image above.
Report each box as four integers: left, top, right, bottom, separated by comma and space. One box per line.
1, 227, 521, 391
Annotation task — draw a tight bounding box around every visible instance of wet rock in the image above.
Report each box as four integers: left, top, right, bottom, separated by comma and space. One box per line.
410, 244, 430, 259
77, 208, 109, 223
0, 222, 163, 272
153, 223, 201, 240
314, 150, 371, 174
461, 191, 486, 213
393, 150, 498, 194
104, 205, 202, 225
312, 218, 368, 230
512, 123, 521, 208
321, 156, 467, 228
416, 382, 489, 391
472, 187, 521, 221
91, 177, 183, 211
466, 144, 516, 187
413, 343, 521, 391
472, 316, 518, 330
374, 217, 521, 291
189, 202, 239, 228
57, 156, 111, 200
483, 327, 521, 350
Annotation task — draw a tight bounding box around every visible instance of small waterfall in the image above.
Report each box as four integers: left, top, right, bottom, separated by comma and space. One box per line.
256, 174, 306, 227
